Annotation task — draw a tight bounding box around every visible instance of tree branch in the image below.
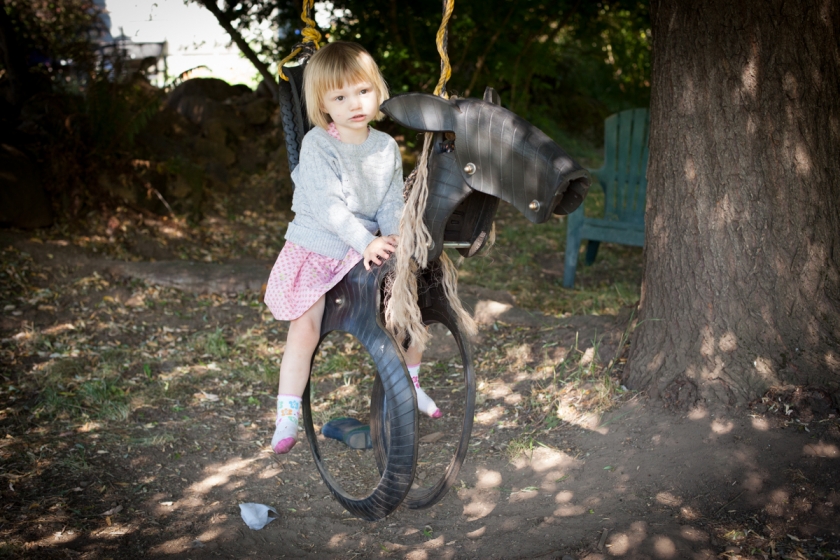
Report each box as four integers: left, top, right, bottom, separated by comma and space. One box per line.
511, 0, 582, 110
196, 0, 278, 97
464, 3, 516, 97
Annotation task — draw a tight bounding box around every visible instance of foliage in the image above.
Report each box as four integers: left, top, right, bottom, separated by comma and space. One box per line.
14, 76, 163, 215
82, 75, 162, 152
1, 0, 167, 217
0, 0, 104, 94
193, 0, 650, 142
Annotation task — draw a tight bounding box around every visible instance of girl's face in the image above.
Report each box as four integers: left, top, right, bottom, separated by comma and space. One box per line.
320, 80, 379, 144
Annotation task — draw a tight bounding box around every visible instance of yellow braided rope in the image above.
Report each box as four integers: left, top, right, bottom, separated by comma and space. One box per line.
433, 0, 454, 97
278, 0, 322, 81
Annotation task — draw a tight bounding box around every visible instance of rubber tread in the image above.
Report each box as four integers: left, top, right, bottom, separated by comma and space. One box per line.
278, 78, 303, 173
277, 63, 311, 175
301, 261, 418, 521
370, 264, 476, 510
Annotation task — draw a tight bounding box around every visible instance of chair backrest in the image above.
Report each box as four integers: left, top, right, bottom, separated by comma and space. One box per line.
597, 108, 649, 225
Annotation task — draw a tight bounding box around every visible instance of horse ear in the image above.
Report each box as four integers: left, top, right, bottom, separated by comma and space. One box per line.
380, 93, 457, 132
483, 87, 501, 105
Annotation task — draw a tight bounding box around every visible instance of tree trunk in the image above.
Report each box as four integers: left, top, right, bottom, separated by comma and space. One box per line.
626, 0, 840, 407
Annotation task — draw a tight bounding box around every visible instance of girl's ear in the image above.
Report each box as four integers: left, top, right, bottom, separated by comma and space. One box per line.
380, 93, 457, 132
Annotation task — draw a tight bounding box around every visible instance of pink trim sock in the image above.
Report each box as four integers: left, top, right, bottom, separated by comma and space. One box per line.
408, 364, 441, 419
272, 394, 301, 454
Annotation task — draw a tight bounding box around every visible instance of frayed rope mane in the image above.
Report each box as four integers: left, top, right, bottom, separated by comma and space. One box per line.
384, 133, 478, 352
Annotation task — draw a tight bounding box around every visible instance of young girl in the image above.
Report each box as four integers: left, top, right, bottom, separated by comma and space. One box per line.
264, 41, 440, 455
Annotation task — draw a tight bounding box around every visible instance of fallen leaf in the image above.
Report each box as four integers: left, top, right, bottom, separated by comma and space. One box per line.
101, 505, 122, 516
420, 432, 445, 444
125, 293, 146, 308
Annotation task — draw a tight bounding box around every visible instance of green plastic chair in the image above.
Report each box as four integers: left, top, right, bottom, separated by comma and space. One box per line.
563, 108, 650, 288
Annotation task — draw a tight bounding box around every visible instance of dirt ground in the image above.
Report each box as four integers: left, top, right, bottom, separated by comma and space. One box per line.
2, 223, 839, 560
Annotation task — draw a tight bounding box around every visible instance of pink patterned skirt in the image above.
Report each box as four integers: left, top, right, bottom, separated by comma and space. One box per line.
264, 241, 362, 321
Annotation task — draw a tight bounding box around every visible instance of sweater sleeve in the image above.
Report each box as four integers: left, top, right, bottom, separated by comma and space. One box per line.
295, 136, 377, 255
375, 142, 406, 237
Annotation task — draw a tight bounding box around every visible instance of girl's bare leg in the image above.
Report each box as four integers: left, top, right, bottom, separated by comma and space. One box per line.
278, 295, 325, 397
404, 342, 441, 418
272, 295, 325, 454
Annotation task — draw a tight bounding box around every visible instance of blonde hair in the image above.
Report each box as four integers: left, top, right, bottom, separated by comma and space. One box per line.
303, 42, 389, 130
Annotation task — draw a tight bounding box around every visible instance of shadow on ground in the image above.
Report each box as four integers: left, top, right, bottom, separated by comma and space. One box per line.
1, 231, 838, 559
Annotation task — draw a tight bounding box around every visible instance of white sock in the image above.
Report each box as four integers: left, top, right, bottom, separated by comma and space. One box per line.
272, 394, 301, 454
408, 364, 441, 419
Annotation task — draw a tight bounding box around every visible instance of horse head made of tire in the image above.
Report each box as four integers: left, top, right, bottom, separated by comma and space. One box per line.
380, 88, 591, 260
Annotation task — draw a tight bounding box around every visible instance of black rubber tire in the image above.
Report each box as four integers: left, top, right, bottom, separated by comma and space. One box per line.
370, 306, 476, 510
278, 77, 303, 173
300, 263, 419, 521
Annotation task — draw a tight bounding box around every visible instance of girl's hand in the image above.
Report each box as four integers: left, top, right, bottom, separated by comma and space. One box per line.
363, 235, 398, 271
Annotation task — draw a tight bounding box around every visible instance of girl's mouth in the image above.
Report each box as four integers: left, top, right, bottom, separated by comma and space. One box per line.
351, 114, 367, 121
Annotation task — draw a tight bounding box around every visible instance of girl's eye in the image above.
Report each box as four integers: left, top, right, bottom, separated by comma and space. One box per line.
360, 89, 368, 94
335, 96, 344, 101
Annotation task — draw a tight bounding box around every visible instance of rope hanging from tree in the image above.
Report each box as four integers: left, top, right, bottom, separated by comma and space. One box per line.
433, 0, 454, 97
278, 0, 322, 81
385, 0, 478, 353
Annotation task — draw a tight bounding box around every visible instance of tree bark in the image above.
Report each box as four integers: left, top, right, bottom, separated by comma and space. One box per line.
627, 0, 840, 406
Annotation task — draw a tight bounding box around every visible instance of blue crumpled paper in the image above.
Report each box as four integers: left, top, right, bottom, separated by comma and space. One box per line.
238, 503, 278, 530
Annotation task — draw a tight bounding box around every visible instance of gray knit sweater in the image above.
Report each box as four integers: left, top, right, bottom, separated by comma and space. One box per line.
285, 127, 405, 260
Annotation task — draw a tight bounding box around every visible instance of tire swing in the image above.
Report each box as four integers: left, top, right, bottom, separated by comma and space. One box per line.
276, 0, 589, 521
276, 0, 478, 520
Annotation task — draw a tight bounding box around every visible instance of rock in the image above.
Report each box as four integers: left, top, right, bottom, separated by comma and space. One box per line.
0, 144, 53, 229
201, 118, 229, 145
232, 83, 252, 96
237, 140, 268, 173
193, 138, 236, 167
136, 128, 188, 161
166, 78, 243, 110
256, 79, 276, 99
142, 105, 197, 139
173, 95, 226, 126
240, 97, 275, 125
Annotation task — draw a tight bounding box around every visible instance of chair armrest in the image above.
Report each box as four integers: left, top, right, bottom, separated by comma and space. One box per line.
586, 164, 604, 180
583, 175, 604, 195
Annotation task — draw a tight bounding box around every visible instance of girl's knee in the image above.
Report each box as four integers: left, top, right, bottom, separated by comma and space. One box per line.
289, 314, 322, 344
290, 317, 317, 339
